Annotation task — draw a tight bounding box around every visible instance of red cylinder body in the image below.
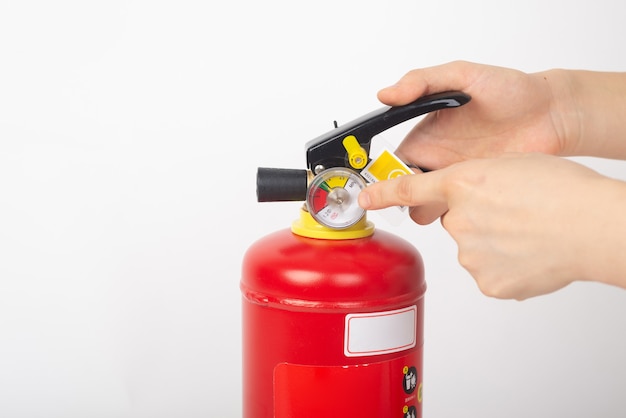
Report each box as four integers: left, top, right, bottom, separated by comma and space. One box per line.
241, 226, 426, 418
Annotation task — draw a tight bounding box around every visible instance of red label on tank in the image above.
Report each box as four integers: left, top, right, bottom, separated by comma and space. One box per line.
273, 350, 423, 418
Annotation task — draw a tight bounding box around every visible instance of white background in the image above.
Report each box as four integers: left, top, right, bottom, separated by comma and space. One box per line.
1, 1, 626, 417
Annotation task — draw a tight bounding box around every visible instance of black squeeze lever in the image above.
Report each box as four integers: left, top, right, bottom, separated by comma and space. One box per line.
305, 91, 470, 173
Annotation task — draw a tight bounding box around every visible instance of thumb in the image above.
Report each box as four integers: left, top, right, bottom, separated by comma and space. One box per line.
378, 60, 476, 106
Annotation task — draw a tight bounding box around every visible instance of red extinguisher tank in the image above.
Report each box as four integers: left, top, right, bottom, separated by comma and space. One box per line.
241, 210, 426, 418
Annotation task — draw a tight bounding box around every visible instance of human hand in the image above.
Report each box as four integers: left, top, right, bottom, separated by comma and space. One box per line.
359, 153, 611, 300
378, 61, 573, 170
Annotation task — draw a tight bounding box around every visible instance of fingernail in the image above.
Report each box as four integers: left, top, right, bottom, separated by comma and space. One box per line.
380, 84, 398, 92
358, 191, 371, 209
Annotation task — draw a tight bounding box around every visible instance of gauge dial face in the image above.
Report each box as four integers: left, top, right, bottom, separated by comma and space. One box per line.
306, 168, 366, 229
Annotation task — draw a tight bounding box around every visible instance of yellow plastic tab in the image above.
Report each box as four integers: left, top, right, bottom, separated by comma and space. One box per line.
342, 135, 368, 169
291, 208, 374, 240
360, 149, 413, 183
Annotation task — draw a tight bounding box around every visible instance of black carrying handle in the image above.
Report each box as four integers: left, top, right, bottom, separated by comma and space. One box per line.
305, 91, 471, 172
376, 91, 470, 130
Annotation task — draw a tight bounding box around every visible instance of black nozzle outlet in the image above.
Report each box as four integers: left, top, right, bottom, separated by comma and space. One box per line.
256, 167, 308, 202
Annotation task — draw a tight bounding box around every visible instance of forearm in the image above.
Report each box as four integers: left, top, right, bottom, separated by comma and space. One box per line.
543, 69, 626, 159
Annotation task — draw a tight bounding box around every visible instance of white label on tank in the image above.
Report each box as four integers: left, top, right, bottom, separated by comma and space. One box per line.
344, 305, 417, 357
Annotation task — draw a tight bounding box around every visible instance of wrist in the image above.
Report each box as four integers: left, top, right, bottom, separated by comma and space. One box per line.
544, 69, 626, 159
575, 177, 626, 288
534, 68, 582, 156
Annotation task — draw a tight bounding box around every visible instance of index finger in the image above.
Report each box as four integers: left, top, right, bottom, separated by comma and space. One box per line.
358, 170, 448, 210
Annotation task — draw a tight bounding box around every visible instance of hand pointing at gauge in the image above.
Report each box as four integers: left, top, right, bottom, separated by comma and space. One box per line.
359, 152, 626, 300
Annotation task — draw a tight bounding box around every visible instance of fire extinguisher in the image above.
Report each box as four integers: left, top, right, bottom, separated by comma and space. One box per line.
241, 91, 470, 418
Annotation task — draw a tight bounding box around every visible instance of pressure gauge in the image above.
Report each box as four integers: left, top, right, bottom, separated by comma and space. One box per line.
306, 168, 367, 229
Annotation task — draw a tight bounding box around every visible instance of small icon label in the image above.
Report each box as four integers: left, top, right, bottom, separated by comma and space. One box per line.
403, 365, 417, 394
403, 405, 417, 418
